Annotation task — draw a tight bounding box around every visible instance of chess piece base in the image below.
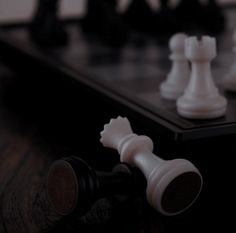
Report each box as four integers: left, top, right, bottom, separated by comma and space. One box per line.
160, 79, 187, 100
223, 73, 236, 92
177, 94, 227, 119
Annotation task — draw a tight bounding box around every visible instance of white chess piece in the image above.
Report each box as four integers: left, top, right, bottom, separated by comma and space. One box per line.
100, 116, 203, 216
160, 33, 190, 100
177, 36, 227, 119
223, 30, 236, 91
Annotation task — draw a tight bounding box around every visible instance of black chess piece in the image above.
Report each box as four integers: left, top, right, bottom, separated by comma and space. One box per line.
173, 0, 206, 33
81, 0, 104, 35
153, 0, 182, 37
121, 0, 155, 35
173, 0, 225, 34
47, 156, 146, 216
81, 0, 129, 47
202, 0, 225, 34
29, 0, 68, 47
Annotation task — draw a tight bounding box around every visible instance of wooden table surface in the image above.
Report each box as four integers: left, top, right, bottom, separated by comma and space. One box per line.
0, 62, 168, 233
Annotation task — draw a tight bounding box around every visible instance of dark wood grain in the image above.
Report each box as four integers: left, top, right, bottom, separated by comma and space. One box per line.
0, 64, 64, 233
0, 139, 61, 233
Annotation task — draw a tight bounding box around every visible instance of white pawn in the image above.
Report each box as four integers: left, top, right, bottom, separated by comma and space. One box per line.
177, 36, 227, 119
100, 116, 203, 216
160, 33, 190, 100
223, 30, 236, 91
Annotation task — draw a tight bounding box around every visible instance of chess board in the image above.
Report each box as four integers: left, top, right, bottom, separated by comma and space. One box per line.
1, 10, 236, 144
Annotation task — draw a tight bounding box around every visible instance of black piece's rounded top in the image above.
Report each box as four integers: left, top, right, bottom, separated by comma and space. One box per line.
47, 156, 99, 216
47, 159, 79, 215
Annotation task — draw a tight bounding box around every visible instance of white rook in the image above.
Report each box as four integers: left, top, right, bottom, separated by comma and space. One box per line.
177, 36, 227, 119
100, 116, 203, 216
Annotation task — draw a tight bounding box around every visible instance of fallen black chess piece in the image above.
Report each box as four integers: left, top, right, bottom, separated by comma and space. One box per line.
48, 156, 152, 233
47, 156, 146, 217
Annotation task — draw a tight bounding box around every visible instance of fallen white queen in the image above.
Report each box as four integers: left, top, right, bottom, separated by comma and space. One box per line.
100, 116, 203, 216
